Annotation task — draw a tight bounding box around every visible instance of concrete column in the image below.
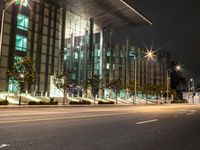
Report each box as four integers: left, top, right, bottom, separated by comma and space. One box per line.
88, 18, 94, 78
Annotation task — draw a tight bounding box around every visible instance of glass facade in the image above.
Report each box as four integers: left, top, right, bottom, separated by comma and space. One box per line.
17, 14, 29, 31
16, 0, 28, 7
8, 79, 19, 92
15, 34, 28, 51
64, 11, 101, 83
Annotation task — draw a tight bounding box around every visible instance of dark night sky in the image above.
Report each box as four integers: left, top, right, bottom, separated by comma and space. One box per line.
116, 0, 200, 80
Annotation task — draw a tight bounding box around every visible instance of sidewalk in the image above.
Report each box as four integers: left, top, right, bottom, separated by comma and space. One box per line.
0, 103, 182, 108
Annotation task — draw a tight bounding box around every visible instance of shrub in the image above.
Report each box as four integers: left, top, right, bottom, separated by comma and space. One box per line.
0, 100, 9, 105
171, 99, 187, 103
98, 101, 115, 104
69, 100, 91, 105
28, 101, 58, 105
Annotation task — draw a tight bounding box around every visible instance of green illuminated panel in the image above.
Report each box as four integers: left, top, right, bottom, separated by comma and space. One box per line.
8, 79, 19, 92
16, 0, 28, 7
17, 14, 29, 31
16, 34, 28, 52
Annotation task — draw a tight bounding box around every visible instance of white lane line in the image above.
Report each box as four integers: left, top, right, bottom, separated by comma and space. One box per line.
186, 112, 195, 115
136, 119, 158, 125
189, 110, 196, 112
0, 112, 130, 124
0, 144, 10, 149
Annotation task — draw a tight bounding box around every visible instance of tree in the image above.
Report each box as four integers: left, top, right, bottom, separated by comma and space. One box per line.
53, 70, 72, 105
7, 57, 36, 105
127, 80, 142, 101
109, 78, 123, 104
87, 75, 101, 104
141, 83, 151, 97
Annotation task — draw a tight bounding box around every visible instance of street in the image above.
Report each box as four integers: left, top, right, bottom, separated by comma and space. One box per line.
0, 104, 200, 150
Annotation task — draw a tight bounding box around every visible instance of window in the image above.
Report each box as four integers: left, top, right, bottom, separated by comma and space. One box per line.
74, 52, 78, 59
16, 0, 28, 7
113, 64, 115, 70
8, 79, 19, 92
16, 35, 28, 51
17, 14, 29, 31
106, 63, 110, 70
106, 50, 111, 57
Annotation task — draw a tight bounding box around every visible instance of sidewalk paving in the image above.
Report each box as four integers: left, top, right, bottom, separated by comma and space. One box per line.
0, 103, 190, 109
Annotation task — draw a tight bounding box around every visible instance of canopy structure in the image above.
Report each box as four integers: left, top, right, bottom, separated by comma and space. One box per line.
48, 0, 152, 29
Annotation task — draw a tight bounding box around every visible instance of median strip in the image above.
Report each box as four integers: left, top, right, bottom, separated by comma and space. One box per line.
136, 119, 158, 125
0, 112, 130, 124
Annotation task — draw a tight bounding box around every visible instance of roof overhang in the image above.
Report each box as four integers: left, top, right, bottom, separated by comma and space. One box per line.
47, 0, 152, 29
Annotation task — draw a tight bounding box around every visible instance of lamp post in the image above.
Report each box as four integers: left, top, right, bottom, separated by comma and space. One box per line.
166, 65, 181, 103
189, 78, 195, 104
133, 50, 155, 104
190, 78, 195, 92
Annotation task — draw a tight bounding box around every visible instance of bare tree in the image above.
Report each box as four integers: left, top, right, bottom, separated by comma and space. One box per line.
53, 70, 72, 105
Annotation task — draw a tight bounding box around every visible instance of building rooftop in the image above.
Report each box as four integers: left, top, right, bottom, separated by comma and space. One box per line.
48, 0, 152, 29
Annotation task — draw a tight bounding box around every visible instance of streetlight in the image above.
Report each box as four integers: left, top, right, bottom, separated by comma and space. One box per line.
166, 65, 182, 103
133, 50, 155, 104
190, 78, 195, 92
188, 78, 195, 104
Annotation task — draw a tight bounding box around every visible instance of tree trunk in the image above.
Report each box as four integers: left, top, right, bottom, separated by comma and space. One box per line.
116, 94, 118, 104
63, 88, 66, 105
19, 92, 21, 105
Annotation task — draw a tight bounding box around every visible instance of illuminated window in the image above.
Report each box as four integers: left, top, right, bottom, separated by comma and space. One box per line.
106, 50, 111, 57
80, 51, 84, 59
8, 79, 19, 92
74, 52, 78, 59
97, 50, 101, 57
17, 14, 29, 31
106, 63, 110, 70
16, 35, 28, 51
16, 0, 28, 7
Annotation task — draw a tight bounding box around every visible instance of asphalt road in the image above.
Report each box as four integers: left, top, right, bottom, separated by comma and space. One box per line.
0, 104, 200, 150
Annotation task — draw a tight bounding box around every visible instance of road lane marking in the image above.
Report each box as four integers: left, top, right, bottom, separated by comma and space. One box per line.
136, 119, 158, 125
0, 112, 131, 124
0, 144, 10, 149
189, 110, 196, 112
186, 112, 195, 115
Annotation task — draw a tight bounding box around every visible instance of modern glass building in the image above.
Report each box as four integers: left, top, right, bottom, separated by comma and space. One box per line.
0, 0, 169, 94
